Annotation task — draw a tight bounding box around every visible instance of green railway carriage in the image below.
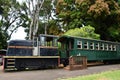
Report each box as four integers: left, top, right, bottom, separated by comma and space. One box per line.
58, 35, 120, 66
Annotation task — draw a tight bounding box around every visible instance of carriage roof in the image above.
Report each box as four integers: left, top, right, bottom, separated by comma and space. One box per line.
58, 35, 120, 44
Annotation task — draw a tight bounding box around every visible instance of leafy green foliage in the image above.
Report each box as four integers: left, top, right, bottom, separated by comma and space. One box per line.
0, 27, 7, 49
0, 0, 29, 48
23, 0, 62, 38
57, 0, 120, 41
88, 0, 110, 18
64, 25, 100, 39
0, 0, 26, 39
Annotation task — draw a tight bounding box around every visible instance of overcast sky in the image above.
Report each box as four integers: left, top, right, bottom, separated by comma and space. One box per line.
10, 27, 27, 40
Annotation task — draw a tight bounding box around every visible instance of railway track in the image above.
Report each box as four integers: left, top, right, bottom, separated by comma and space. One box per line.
0, 64, 120, 80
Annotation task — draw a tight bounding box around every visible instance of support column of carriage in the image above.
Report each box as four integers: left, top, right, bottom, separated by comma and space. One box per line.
64, 56, 87, 70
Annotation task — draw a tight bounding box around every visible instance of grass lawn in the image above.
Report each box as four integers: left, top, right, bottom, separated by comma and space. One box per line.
61, 70, 120, 80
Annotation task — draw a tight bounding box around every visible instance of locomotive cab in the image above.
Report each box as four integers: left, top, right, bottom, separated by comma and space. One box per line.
39, 34, 58, 56
3, 34, 59, 71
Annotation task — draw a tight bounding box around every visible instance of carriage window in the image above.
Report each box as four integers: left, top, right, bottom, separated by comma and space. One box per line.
100, 43, 104, 50
95, 43, 99, 50
109, 44, 112, 51
90, 42, 94, 50
105, 44, 108, 50
84, 41, 88, 49
77, 41, 82, 49
113, 45, 116, 51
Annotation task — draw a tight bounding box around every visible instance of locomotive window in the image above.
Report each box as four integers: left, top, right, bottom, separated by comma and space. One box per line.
77, 41, 82, 49
90, 42, 94, 50
40, 36, 58, 47
105, 44, 108, 51
40, 37, 45, 46
54, 39, 58, 47
113, 45, 116, 51
95, 43, 99, 50
84, 41, 88, 49
100, 43, 104, 50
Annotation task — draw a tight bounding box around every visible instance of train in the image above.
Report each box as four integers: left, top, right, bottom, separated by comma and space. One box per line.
3, 34, 120, 71
3, 34, 59, 70
58, 35, 120, 66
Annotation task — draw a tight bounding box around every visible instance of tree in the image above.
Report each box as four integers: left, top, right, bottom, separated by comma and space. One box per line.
56, 0, 120, 41
0, 0, 23, 49
88, 0, 120, 41
0, 0, 22, 39
39, 0, 63, 36
20, 0, 62, 40
64, 25, 100, 39
0, 26, 7, 49
0, 6, 4, 14
0, 0, 32, 48
56, 0, 92, 31
47, 20, 63, 35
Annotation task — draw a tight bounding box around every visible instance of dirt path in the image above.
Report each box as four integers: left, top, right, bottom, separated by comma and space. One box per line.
0, 64, 120, 80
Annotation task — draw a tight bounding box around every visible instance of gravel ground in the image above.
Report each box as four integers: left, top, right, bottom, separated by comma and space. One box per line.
0, 64, 120, 80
